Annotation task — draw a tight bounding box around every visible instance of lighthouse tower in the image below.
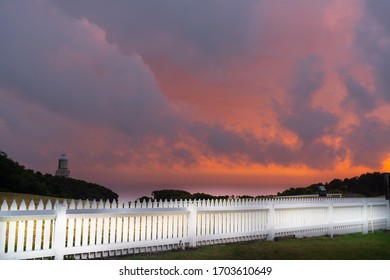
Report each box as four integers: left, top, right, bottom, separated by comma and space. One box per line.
55, 153, 70, 178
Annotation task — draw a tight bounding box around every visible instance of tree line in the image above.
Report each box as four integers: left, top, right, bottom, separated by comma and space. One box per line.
139, 172, 389, 201
136, 189, 274, 202
277, 172, 389, 197
0, 150, 118, 202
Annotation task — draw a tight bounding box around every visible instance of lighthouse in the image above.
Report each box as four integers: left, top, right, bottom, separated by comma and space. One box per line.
55, 153, 70, 178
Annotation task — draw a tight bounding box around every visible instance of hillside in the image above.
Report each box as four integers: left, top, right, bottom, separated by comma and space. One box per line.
277, 172, 389, 197
141, 173, 390, 201
0, 151, 118, 202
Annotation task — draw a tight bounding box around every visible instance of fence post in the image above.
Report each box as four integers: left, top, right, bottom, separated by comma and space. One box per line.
266, 202, 275, 241
54, 204, 67, 260
362, 200, 368, 234
327, 201, 334, 238
188, 203, 197, 247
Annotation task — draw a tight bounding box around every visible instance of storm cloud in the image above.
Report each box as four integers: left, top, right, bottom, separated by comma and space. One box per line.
1, 0, 390, 199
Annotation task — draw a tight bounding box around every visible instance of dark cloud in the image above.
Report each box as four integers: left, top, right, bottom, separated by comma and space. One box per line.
0, 0, 271, 170
366, 0, 390, 33
337, 0, 390, 167
279, 55, 338, 143
51, 0, 261, 70
291, 55, 325, 107
0, 1, 180, 140
345, 119, 390, 168
342, 75, 376, 112
355, 0, 390, 103
0, 0, 357, 171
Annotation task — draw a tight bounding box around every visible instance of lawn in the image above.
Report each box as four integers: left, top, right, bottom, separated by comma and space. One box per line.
110, 231, 390, 260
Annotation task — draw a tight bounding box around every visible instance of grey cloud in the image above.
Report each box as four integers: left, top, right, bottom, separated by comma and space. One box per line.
355, 0, 390, 103
337, 0, 390, 167
51, 0, 261, 70
366, 0, 390, 33
345, 119, 390, 168
0, 1, 180, 141
342, 75, 376, 112
279, 55, 338, 143
290, 55, 325, 108
0, 1, 266, 169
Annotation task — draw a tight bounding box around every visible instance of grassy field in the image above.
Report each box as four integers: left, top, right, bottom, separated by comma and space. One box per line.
110, 231, 390, 260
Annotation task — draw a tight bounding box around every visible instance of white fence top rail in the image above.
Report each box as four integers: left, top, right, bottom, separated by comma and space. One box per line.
0, 197, 387, 211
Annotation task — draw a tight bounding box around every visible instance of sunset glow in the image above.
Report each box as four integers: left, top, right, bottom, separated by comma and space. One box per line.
1, 0, 390, 200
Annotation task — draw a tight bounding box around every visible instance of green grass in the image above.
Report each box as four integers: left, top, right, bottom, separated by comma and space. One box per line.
110, 231, 390, 260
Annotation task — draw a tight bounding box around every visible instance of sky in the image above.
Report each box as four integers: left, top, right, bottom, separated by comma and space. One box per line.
1, 0, 390, 201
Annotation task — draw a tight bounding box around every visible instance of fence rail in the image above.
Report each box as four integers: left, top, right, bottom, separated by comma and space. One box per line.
0, 197, 389, 260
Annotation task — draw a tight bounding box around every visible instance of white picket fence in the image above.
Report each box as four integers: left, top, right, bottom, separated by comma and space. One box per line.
0, 197, 389, 260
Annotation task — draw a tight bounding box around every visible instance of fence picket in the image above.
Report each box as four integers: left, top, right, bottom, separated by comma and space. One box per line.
140, 214, 146, 242
177, 213, 183, 239
7, 200, 18, 253
82, 200, 90, 246
167, 200, 173, 239
162, 200, 168, 239
34, 200, 44, 251
116, 202, 123, 244
134, 202, 141, 242
74, 200, 83, 247
157, 208, 163, 240
146, 211, 152, 241
198, 211, 203, 237
151, 201, 158, 241
16, 200, 27, 252
43, 200, 52, 250
109, 201, 117, 244
128, 202, 135, 242
122, 202, 129, 243
89, 200, 97, 246
67, 200, 76, 248
96, 200, 104, 245
216, 207, 221, 235
103, 200, 110, 244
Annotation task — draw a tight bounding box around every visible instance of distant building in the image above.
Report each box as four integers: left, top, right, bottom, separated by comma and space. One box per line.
55, 153, 70, 178
317, 185, 327, 197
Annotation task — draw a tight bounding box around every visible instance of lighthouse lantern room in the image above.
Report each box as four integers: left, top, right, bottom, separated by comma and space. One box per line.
55, 153, 70, 178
